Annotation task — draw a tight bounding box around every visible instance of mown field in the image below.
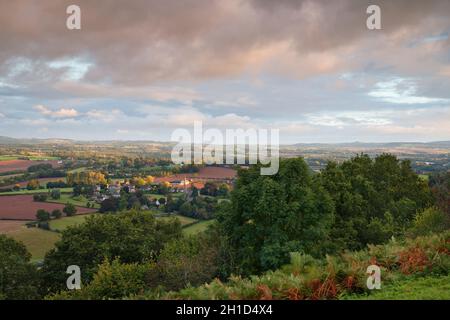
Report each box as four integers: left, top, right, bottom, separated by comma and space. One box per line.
183, 219, 215, 235
46, 194, 100, 209
7, 227, 61, 261
0, 155, 60, 161
0, 187, 73, 195
49, 214, 98, 232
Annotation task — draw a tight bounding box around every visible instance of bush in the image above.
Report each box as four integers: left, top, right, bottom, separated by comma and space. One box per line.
49, 259, 152, 300
33, 194, 48, 202
50, 189, 61, 200
36, 209, 50, 222
63, 203, 77, 216
27, 179, 41, 190
38, 221, 50, 230
51, 209, 62, 219
40, 210, 183, 294
409, 207, 450, 237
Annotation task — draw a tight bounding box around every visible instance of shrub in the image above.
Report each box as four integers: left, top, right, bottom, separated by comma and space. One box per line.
33, 194, 48, 202
36, 209, 50, 221
63, 203, 77, 216
50, 189, 61, 200
51, 209, 62, 219
409, 207, 450, 237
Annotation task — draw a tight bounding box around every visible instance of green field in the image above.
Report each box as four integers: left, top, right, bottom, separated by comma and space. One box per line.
47, 194, 100, 208
157, 214, 198, 227
146, 192, 184, 199
68, 167, 88, 173
183, 219, 215, 235
49, 214, 97, 232
419, 174, 430, 182
346, 275, 450, 300
0, 187, 73, 196
8, 227, 61, 261
0, 155, 59, 161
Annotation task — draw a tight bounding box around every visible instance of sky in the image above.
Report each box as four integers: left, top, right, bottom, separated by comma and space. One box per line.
0, 0, 450, 143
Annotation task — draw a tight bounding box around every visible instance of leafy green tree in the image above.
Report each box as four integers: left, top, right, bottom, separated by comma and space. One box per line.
36, 209, 50, 222
40, 210, 183, 294
147, 235, 220, 291
50, 189, 61, 200
49, 258, 151, 300
0, 235, 40, 299
63, 203, 77, 216
320, 154, 433, 250
51, 209, 62, 219
409, 207, 450, 237
429, 172, 450, 215
218, 158, 334, 275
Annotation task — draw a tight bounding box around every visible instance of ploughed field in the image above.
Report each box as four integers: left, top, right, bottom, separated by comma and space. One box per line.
154, 166, 237, 183
0, 195, 96, 220
0, 159, 60, 173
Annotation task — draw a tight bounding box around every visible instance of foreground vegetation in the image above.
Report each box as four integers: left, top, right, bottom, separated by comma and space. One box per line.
1, 154, 449, 300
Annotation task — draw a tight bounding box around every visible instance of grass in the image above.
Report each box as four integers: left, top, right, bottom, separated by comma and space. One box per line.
419, 174, 429, 182
183, 219, 215, 235
8, 227, 61, 262
47, 194, 100, 208
49, 214, 98, 232
346, 275, 450, 300
0, 155, 59, 161
157, 214, 198, 227
0, 155, 20, 161
0, 187, 73, 195
68, 167, 88, 173
145, 193, 184, 199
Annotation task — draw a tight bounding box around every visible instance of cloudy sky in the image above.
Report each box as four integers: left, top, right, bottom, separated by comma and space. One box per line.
0, 0, 450, 143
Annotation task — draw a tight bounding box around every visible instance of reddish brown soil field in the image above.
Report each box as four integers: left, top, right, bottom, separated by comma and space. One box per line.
0, 220, 28, 233
0, 195, 96, 220
0, 160, 60, 173
154, 166, 236, 183
196, 166, 237, 179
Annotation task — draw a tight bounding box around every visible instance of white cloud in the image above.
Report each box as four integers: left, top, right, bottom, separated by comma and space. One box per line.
368, 78, 448, 104
33, 105, 79, 118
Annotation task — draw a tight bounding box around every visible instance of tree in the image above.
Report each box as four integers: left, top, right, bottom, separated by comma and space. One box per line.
429, 172, 450, 215
36, 209, 50, 222
218, 158, 334, 275
100, 197, 120, 213
147, 235, 220, 291
217, 183, 230, 197
319, 154, 433, 251
409, 207, 450, 237
0, 235, 40, 299
51, 209, 62, 219
33, 194, 48, 202
63, 203, 77, 216
27, 179, 40, 190
50, 189, 61, 200
40, 211, 183, 294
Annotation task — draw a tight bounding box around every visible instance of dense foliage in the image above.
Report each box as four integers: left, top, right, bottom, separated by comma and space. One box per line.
218, 158, 335, 275
40, 211, 183, 294
319, 154, 432, 251
0, 235, 40, 299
